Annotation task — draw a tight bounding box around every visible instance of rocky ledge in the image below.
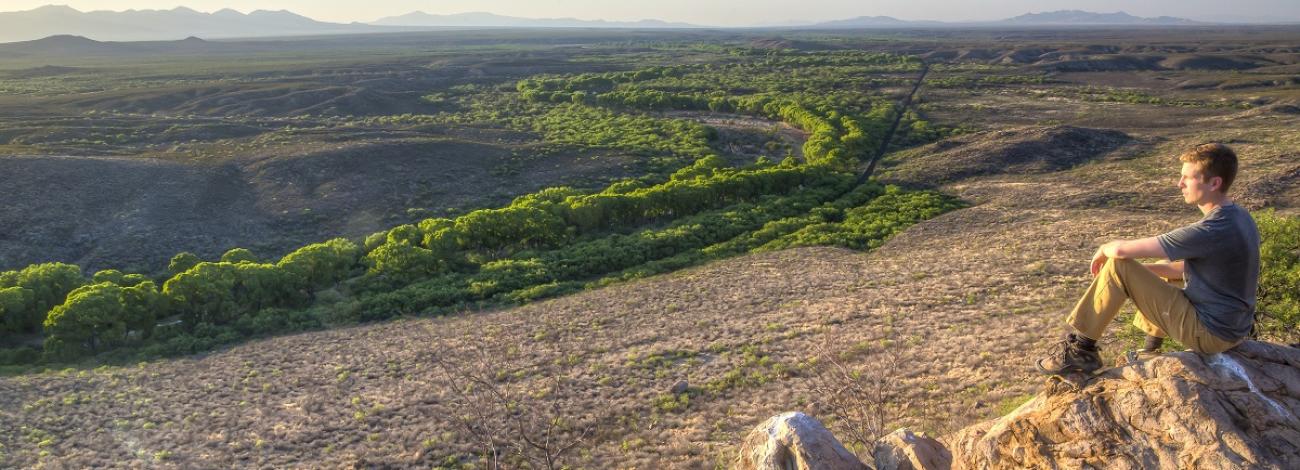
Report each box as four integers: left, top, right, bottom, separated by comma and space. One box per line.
740, 341, 1300, 469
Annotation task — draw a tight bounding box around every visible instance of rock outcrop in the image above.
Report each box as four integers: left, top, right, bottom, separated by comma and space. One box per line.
873, 428, 952, 470
735, 415, 950, 470
736, 412, 868, 470
951, 341, 1300, 469
740, 342, 1300, 469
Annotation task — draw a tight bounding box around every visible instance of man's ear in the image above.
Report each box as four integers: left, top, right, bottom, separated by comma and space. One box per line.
1209, 175, 1224, 193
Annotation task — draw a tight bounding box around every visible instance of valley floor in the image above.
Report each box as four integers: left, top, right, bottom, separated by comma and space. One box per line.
5, 114, 1296, 468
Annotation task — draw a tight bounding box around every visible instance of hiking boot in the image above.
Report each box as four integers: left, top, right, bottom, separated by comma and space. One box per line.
1116, 348, 1161, 367
1035, 336, 1102, 375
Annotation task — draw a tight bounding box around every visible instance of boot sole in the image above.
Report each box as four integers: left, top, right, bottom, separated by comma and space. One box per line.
1034, 358, 1100, 376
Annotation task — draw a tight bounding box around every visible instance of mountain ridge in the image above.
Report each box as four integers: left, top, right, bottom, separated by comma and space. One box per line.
1001, 10, 1202, 25
0, 5, 387, 42
805, 10, 1205, 28
371, 11, 700, 28
1, 6, 1286, 43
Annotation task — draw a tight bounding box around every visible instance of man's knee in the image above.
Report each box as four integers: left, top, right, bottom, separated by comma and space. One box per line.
1104, 257, 1142, 277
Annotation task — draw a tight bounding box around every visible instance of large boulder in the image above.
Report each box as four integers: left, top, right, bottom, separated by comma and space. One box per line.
951, 341, 1300, 469
736, 412, 869, 470
873, 428, 952, 470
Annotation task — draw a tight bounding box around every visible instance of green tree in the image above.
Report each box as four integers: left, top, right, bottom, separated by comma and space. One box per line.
42, 281, 163, 358
454, 206, 570, 255
163, 262, 302, 328
0, 286, 33, 333
0, 263, 86, 333
120, 273, 150, 286
387, 224, 423, 246
92, 269, 125, 285
363, 231, 389, 253
418, 218, 460, 255
120, 281, 167, 336
277, 238, 360, 288
168, 252, 202, 275
365, 242, 443, 285
220, 248, 258, 264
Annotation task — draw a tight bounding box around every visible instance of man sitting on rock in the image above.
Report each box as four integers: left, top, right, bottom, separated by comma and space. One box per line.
1037, 143, 1260, 375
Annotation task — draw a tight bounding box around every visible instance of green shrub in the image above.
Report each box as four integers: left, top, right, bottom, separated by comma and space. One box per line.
233, 307, 323, 337
91, 269, 125, 285
42, 281, 164, 359
220, 248, 258, 264
760, 186, 963, 251
365, 242, 445, 286
277, 238, 360, 289
363, 231, 389, 253
91, 270, 150, 287
0, 286, 34, 334
163, 262, 304, 327
167, 252, 201, 275
386, 225, 423, 246
0, 263, 86, 334
1255, 211, 1300, 342
0, 346, 39, 365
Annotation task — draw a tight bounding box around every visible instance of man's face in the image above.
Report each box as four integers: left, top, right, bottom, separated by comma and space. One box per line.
1178, 162, 1219, 204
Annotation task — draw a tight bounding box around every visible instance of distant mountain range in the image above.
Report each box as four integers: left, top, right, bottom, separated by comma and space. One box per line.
997, 10, 1201, 26
371, 11, 698, 29
805, 11, 1202, 28
0, 5, 1285, 44
0, 5, 386, 43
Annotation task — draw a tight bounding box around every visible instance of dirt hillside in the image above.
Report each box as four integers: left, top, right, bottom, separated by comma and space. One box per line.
1, 110, 1297, 468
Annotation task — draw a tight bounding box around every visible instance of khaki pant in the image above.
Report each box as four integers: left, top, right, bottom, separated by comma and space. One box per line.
1067, 257, 1239, 354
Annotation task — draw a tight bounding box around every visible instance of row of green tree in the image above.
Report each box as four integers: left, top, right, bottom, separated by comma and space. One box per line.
358, 158, 843, 285
520, 87, 897, 169
527, 104, 715, 159
0, 156, 846, 364
0, 239, 360, 362
9, 186, 1299, 366
351, 172, 870, 320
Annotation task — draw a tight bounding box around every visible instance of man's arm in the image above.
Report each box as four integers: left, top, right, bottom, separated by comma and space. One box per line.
1090, 237, 1169, 276
1143, 261, 1185, 280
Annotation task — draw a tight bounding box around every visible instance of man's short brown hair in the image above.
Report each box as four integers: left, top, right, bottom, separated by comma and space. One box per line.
1179, 143, 1238, 193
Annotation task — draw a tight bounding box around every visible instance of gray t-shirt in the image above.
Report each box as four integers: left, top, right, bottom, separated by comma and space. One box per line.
1156, 204, 1260, 341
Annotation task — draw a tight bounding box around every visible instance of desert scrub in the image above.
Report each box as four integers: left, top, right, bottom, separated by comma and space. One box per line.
702, 345, 788, 395
1254, 210, 1300, 343
529, 104, 715, 159
653, 393, 691, 412
625, 350, 698, 371
758, 185, 964, 251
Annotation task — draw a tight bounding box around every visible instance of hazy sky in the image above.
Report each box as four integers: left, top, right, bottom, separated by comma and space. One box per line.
7, 1, 1299, 25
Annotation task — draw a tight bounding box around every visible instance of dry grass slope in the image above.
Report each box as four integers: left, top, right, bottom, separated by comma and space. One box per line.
5, 106, 1296, 468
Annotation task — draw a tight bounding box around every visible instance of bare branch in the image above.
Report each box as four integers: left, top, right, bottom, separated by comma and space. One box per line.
808, 336, 905, 456
427, 339, 593, 470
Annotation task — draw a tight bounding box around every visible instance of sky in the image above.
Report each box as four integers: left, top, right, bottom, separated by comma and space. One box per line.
5, 1, 1299, 26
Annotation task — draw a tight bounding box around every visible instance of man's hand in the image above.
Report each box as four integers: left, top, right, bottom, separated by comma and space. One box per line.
1090, 238, 1168, 276
1090, 247, 1109, 276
